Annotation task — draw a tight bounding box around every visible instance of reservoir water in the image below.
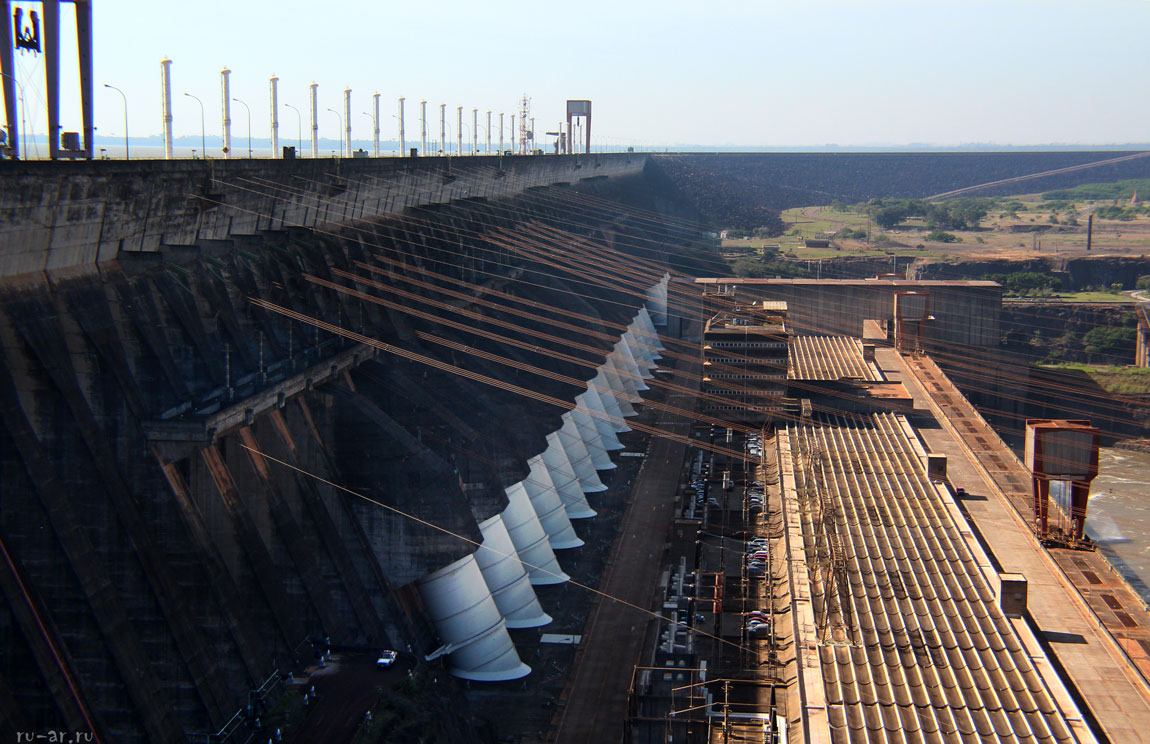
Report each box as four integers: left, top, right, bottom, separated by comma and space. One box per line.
1085, 447, 1150, 604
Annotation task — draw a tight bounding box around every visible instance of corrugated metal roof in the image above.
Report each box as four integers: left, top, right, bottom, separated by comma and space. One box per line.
784, 414, 1076, 743
788, 336, 880, 381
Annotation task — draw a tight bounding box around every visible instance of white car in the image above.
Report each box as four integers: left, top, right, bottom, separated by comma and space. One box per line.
376, 650, 398, 668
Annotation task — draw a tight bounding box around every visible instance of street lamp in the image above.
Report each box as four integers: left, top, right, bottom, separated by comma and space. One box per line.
327, 108, 343, 157
362, 111, 380, 156
283, 103, 303, 155
183, 92, 205, 158
232, 97, 252, 158
103, 83, 128, 159
1, 71, 27, 158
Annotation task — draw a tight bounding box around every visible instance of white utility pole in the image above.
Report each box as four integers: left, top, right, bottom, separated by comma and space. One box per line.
309, 83, 319, 157
220, 67, 232, 158
269, 75, 279, 157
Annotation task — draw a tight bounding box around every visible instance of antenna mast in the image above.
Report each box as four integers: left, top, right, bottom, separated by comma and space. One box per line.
517, 94, 530, 154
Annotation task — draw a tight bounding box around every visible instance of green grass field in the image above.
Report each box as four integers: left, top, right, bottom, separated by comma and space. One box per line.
1003, 291, 1135, 303
1037, 363, 1150, 395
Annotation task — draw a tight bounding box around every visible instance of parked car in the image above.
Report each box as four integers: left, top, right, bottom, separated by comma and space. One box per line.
377, 650, 398, 668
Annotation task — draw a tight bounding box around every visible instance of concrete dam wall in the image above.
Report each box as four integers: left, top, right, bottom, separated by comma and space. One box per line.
0, 152, 645, 278
0, 154, 699, 742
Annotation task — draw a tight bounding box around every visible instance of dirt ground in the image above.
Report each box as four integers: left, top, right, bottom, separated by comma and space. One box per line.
816, 202, 1150, 262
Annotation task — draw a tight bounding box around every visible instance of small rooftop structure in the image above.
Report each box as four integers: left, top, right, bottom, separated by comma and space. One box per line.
702, 301, 787, 335
1024, 418, 1101, 544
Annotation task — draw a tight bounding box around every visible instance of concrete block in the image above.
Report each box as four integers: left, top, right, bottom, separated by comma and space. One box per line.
999, 573, 1027, 617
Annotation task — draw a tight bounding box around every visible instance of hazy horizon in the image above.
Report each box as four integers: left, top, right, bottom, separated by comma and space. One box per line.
4, 0, 1148, 153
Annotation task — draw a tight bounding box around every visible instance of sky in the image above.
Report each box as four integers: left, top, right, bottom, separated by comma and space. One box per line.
5, 0, 1150, 154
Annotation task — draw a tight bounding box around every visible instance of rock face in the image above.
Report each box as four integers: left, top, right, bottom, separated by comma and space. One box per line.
0, 159, 702, 742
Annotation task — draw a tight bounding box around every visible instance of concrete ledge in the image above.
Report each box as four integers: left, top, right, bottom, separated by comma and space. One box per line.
0, 153, 648, 279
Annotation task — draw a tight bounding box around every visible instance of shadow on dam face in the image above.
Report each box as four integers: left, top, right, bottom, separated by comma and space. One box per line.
0, 161, 700, 742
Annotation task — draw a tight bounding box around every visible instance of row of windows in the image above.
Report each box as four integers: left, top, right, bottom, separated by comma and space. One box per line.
704, 388, 786, 397
708, 373, 785, 380
703, 404, 779, 412
707, 341, 787, 349
705, 359, 786, 367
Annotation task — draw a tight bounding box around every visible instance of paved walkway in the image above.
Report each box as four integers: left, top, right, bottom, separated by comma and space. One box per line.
554, 352, 699, 744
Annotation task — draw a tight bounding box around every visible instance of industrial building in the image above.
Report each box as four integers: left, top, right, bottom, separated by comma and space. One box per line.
695, 279, 1002, 348
622, 285, 1150, 744
701, 302, 789, 421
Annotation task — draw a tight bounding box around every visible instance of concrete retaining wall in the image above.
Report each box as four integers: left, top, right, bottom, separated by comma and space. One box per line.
0, 152, 647, 278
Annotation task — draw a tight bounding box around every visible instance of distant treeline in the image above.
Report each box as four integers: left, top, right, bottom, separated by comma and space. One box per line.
1042, 178, 1150, 202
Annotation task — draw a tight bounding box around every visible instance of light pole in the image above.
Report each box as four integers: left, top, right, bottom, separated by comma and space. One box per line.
232, 97, 252, 157
103, 83, 128, 159
283, 103, 303, 155
361, 111, 374, 155
327, 108, 343, 157
184, 92, 205, 158
1, 71, 27, 158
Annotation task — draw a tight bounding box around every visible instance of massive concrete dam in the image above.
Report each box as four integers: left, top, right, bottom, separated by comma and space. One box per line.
4, 150, 1150, 744
0, 152, 710, 742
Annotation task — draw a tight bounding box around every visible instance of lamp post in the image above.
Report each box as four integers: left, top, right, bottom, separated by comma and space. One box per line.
361, 111, 374, 155
183, 92, 205, 158
283, 103, 303, 155
1, 71, 27, 158
103, 83, 128, 159
327, 108, 343, 157
232, 97, 252, 157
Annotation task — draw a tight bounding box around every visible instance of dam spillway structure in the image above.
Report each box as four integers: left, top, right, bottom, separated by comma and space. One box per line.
416, 554, 532, 682
0, 152, 712, 742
